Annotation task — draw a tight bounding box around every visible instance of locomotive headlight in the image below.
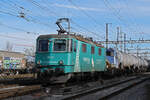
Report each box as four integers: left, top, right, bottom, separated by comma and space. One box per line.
58, 60, 63, 65
37, 60, 41, 64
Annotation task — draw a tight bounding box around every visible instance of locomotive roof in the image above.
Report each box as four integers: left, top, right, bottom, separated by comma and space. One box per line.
106, 48, 114, 52
38, 34, 104, 48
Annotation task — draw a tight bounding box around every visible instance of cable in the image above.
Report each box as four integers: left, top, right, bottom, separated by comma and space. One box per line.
42, 0, 103, 37
0, 0, 22, 12
0, 22, 39, 35
0, 0, 55, 29
0, 34, 34, 43
26, 0, 60, 18
117, 0, 141, 34
104, 0, 150, 39
0, 10, 18, 17
67, 0, 120, 41
67, 0, 105, 33
123, 0, 144, 34
71, 27, 101, 40
71, 19, 105, 40
27, 0, 105, 40
103, 0, 136, 33
0, 9, 53, 29
1, 0, 106, 41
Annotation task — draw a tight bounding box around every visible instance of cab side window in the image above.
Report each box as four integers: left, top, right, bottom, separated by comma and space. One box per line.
99, 48, 101, 56
74, 41, 76, 52
67, 39, 72, 52
38, 40, 49, 52
91, 46, 95, 54
82, 44, 86, 52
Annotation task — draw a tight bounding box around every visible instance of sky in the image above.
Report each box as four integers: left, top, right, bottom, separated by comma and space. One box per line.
0, 0, 150, 58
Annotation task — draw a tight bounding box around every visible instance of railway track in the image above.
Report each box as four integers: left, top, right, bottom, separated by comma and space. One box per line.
60, 74, 150, 100
0, 73, 41, 85
0, 84, 41, 100
0, 74, 36, 80
2, 73, 150, 100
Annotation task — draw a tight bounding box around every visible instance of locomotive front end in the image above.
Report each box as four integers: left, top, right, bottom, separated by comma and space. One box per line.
35, 35, 74, 80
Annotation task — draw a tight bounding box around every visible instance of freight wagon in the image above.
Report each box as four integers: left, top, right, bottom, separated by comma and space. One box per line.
0, 50, 27, 74
106, 48, 148, 74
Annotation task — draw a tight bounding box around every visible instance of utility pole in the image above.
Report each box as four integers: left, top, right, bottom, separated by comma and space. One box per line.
137, 45, 139, 56
68, 19, 71, 34
116, 27, 120, 50
106, 23, 111, 49
124, 34, 126, 53
120, 27, 123, 52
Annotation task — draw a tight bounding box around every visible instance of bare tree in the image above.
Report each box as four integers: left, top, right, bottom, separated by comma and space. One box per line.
24, 47, 35, 69
5, 41, 13, 52
24, 47, 35, 56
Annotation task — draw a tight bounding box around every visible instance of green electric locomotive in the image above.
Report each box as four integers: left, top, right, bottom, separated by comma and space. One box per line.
35, 18, 106, 82
35, 34, 106, 82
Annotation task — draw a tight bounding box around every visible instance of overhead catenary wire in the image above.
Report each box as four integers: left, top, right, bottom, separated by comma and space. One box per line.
0, 34, 34, 43
0, 2, 19, 14
67, 0, 116, 37
0, 0, 23, 12
1, 0, 101, 40
123, 0, 145, 34
0, 22, 39, 35
0, 10, 18, 17
0, 0, 55, 30
26, 0, 61, 18
44, 0, 102, 36
102, 0, 137, 34
0, 8, 54, 29
67, 0, 118, 41
67, 0, 106, 33
71, 27, 101, 40
70, 19, 105, 40
102, 0, 149, 50
27, 0, 105, 40
116, 0, 142, 34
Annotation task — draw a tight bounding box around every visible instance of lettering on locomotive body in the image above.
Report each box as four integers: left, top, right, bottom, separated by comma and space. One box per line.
74, 41, 81, 72
83, 57, 90, 64
39, 61, 57, 64
67, 53, 71, 65
91, 58, 95, 71
96, 59, 102, 64
47, 56, 54, 59
50, 61, 57, 63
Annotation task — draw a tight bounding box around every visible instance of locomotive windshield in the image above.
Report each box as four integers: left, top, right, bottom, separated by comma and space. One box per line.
53, 39, 66, 51
38, 40, 49, 52
106, 51, 114, 56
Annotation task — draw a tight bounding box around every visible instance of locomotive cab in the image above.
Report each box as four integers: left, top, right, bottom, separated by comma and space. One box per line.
106, 49, 115, 68
35, 35, 76, 78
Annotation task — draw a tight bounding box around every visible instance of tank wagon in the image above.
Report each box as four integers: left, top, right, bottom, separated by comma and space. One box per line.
106, 48, 148, 74
35, 34, 106, 82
